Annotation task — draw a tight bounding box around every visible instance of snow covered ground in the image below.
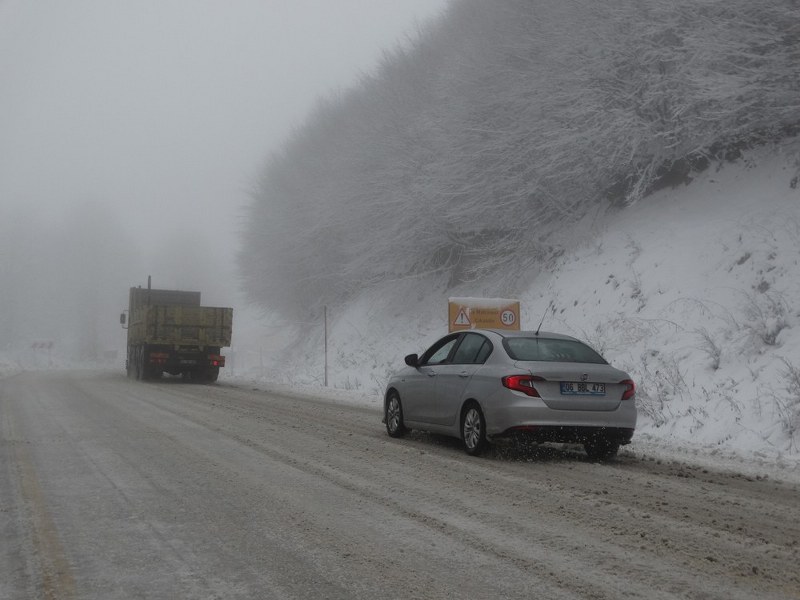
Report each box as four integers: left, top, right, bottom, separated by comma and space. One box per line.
228, 140, 800, 479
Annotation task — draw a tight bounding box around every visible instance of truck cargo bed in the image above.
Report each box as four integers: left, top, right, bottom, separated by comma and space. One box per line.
129, 305, 233, 348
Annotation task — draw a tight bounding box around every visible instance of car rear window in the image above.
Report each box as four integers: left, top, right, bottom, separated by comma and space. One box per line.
503, 337, 607, 364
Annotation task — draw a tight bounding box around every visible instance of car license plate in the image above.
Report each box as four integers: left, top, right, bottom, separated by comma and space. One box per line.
560, 382, 606, 396
180, 359, 197, 365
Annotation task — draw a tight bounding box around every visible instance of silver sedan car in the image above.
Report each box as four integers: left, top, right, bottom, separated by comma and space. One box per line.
383, 329, 636, 459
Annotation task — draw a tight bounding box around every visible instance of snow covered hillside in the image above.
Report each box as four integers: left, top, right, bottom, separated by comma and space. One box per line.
240, 0, 800, 321
234, 141, 800, 468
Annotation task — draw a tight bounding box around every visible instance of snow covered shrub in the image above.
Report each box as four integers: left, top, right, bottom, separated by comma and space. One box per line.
631, 350, 691, 428
776, 358, 800, 450
694, 327, 722, 371
741, 291, 789, 347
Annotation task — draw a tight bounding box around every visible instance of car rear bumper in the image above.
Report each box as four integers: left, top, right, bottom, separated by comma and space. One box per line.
493, 425, 635, 445
483, 393, 637, 441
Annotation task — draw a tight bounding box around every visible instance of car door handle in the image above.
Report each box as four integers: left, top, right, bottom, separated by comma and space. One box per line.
459, 371, 470, 378
427, 371, 437, 377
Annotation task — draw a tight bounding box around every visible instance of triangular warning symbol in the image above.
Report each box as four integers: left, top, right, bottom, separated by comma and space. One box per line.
453, 307, 471, 326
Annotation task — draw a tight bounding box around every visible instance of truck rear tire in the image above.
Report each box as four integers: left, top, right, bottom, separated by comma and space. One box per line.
190, 368, 218, 383
135, 348, 143, 380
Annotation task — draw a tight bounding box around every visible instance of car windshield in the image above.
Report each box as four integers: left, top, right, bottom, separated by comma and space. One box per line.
503, 337, 607, 364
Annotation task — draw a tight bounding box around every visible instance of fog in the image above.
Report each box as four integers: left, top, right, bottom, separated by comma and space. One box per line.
0, 0, 448, 363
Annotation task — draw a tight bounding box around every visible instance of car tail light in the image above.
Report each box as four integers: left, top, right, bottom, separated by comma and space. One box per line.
502, 375, 544, 397
620, 379, 635, 400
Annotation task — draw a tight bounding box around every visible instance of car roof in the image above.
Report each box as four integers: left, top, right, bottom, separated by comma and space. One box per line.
468, 329, 581, 342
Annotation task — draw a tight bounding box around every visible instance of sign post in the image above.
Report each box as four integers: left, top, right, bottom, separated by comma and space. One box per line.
448, 297, 521, 333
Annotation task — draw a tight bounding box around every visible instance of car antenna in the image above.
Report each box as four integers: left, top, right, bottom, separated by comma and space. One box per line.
535, 301, 552, 336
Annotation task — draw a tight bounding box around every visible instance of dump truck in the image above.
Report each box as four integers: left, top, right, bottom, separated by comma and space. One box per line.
120, 279, 233, 382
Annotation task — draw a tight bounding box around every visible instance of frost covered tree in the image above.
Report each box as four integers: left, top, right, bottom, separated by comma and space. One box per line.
240, 0, 800, 320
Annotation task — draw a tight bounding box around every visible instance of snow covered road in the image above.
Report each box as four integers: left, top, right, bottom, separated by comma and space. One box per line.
1, 370, 798, 599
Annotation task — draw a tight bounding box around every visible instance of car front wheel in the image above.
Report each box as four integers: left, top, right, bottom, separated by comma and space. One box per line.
385, 392, 407, 438
462, 403, 487, 456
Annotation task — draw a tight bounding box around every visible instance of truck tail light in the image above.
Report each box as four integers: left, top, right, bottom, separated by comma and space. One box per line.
620, 379, 635, 400
502, 375, 545, 397
209, 354, 225, 367
149, 352, 169, 365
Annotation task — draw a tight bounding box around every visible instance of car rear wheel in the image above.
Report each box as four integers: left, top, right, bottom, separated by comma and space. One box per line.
462, 403, 487, 456
385, 392, 407, 438
584, 438, 620, 461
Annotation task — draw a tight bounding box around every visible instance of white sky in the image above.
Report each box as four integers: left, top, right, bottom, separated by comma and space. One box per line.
0, 0, 448, 263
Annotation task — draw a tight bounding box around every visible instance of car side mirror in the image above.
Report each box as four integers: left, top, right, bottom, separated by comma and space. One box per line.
404, 353, 419, 368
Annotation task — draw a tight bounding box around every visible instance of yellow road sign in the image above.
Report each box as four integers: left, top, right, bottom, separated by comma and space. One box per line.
448, 297, 520, 332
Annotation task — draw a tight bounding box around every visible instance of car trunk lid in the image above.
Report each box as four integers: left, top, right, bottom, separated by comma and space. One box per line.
514, 361, 627, 411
